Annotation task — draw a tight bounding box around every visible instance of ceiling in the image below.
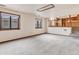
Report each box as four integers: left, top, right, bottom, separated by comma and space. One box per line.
2, 4, 79, 17
3, 4, 46, 13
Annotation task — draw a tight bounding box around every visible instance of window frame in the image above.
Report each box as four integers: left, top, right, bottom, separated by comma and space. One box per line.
0, 11, 20, 30
35, 18, 42, 29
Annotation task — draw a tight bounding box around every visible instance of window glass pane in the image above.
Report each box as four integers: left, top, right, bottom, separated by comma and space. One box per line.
39, 19, 42, 28
1, 13, 10, 29
11, 15, 19, 28
35, 18, 38, 28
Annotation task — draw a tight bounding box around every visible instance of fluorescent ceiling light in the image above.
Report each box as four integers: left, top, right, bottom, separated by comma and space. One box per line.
37, 4, 55, 12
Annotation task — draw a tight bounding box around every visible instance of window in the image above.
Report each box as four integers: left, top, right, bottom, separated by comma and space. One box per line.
0, 11, 20, 30
1, 13, 10, 29
11, 15, 20, 29
35, 18, 42, 29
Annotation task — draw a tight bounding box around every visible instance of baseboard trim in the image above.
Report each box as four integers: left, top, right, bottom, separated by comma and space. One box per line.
47, 33, 75, 37
0, 32, 46, 44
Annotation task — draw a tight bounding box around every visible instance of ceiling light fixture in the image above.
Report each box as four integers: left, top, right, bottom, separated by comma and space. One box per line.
37, 4, 55, 12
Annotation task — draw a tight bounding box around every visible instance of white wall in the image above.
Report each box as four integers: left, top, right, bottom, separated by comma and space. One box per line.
0, 7, 47, 42
48, 27, 72, 35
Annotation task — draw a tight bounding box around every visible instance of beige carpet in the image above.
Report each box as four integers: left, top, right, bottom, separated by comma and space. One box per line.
0, 34, 79, 55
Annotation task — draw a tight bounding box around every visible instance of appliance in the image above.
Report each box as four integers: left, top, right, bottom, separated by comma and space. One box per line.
37, 4, 55, 12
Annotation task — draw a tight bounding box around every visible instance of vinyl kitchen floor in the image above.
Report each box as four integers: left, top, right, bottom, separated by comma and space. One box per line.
0, 34, 79, 55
